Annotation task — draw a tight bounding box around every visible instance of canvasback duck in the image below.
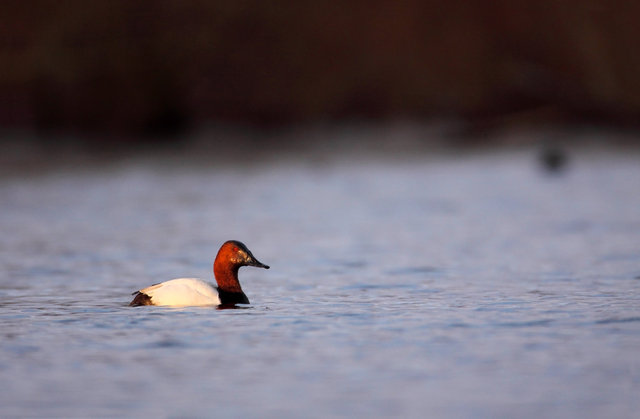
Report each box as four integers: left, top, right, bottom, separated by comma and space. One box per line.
129, 240, 269, 307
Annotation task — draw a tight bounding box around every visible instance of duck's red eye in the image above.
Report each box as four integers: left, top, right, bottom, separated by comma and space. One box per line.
233, 246, 239, 252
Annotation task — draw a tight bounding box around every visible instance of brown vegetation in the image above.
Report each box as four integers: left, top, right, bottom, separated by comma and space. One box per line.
1, 1, 639, 137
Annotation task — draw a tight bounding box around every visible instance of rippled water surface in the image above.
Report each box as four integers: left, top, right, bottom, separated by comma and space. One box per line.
1, 147, 640, 418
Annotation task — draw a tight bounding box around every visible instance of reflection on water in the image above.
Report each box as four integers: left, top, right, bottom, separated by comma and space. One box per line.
1, 146, 639, 418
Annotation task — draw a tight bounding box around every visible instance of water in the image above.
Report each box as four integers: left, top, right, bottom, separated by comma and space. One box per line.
1, 146, 640, 418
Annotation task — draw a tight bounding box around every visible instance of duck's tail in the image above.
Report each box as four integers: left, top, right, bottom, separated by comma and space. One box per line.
129, 291, 153, 306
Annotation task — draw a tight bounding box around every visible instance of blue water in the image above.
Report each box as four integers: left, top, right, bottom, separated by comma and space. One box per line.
1, 145, 639, 418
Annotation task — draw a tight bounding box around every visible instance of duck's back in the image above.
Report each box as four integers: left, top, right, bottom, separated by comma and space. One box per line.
132, 278, 221, 307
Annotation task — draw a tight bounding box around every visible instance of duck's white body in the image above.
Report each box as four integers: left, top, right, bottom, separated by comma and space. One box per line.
137, 278, 221, 307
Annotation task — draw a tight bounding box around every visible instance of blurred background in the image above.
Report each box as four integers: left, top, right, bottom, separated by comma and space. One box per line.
2, 0, 639, 153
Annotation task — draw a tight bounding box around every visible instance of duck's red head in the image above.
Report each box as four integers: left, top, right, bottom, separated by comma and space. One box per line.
217, 240, 269, 269
213, 240, 269, 292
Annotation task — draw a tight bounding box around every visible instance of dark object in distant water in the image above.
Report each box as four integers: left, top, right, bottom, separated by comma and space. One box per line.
540, 147, 568, 173
142, 103, 189, 139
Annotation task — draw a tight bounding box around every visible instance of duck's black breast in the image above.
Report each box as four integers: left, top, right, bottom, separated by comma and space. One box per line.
217, 288, 250, 306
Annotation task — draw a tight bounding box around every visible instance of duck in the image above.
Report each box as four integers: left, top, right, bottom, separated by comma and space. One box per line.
129, 240, 269, 307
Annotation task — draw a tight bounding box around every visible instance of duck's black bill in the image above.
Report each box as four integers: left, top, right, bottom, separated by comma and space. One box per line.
248, 259, 270, 269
